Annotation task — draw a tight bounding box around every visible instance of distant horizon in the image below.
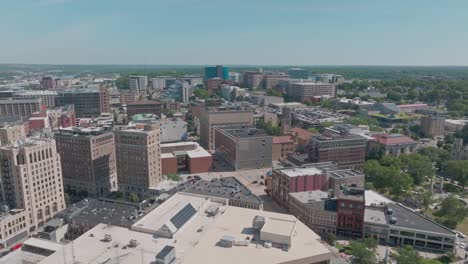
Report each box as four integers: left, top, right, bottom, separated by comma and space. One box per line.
2, 63, 468, 67
2, 0, 468, 65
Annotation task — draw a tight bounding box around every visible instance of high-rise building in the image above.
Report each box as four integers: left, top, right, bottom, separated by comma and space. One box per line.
0, 138, 66, 229
114, 123, 162, 195
40, 77, 56, 90
55, 127, 118, 197
214, 127, 272, 171
14, 91, 58, 108
55, 89, 108, 117
129, 75, 148, 95
308, 130, 367, 170
263, 73, 289, 89
204, 65, 229, 80
288, 68, 309, 79
420, 116, 445, 138
182, 83, 193, 103
181, 76, 203, 86
206, 78, 224, 94
0, 98, 42, 118
151, 77, 166, 90
243, 71, 264, 89
199, 106, 253, 151
228, 72, 242, 83
281, 107, 292, 135
287, 82, 336, 102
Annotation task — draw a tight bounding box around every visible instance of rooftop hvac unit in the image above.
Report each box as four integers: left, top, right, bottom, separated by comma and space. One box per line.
219, 235, 235, 248
103, 234, 112, 242
389, 217, 397, 224
128, 239, 139, 248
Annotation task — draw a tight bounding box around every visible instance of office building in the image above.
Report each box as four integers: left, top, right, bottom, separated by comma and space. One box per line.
40, 77, 56, 89
215, 127, 272, 170
120, 90, 138, 105
160, 141, 212, 174
0, 122, 27, 146
114, 123, 162, 195
182, 82, 193, 103
151, 77, 166, 90
0, 138, 66, 229
181, 76, 203, 86
126, 101, 162, 119
55, 127, 118, 197
0, 208, 29, 248
129, 75, 148, 95
281, 107, 292, 135
288, 68, 309, 79
204, 65, 229, 80
336, 187, 365, 236
199, 106, 253, 150
421, 116, 445, 138
14, 90, 58, 108
0, 98, 42, 118
55, 89, 109, 118
206, 78, 224, 94
263, 73, 289, 89
228, 72, 242, 83
308, 131, 367, 169
244, 71, 264, 89
287, 82, 336, 102
368, 134, 418, 156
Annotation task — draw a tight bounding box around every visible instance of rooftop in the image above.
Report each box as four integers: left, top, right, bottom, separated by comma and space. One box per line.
387, 204, 455, 236
178, 177, 263, 206
364, 208, 387, 225
336, 187, 365, 202
275, 162, 337, 177
291, 127, 315, 139
39, 202, 331, 264
365, 190, 394, 206
373, 133, 415, 145
328, 169, 364, 180
219, 127, 269, 139
272, 136, 294, 144
161, 141, 211, 159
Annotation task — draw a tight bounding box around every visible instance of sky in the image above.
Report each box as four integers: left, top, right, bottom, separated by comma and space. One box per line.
1, 0, 468, 65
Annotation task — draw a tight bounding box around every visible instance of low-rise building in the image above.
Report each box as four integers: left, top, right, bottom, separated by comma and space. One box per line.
0, 208, 29, 248
327, 169, 365, 196
271, 136, 294, 160
126, 101, 162, 119
368, 133, 418, 156
160, 142, 212, 174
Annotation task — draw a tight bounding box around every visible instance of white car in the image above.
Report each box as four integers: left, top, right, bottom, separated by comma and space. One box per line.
457, 232, 467, 238
459, 242, 466, 249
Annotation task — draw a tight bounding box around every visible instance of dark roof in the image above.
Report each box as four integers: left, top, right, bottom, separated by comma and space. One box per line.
328, 170, 364, 180
219, 127, 268, 138
387, 204, 455, 236
156, 245, 175, 259
179, 177, 263, 206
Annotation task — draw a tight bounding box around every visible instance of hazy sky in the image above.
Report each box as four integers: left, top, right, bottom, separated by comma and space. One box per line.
1, 0, 468, 65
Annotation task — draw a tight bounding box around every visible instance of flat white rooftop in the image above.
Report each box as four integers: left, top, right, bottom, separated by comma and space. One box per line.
278, 166, 323, 177
38, 194, 331, 264
365, 190, 394, 206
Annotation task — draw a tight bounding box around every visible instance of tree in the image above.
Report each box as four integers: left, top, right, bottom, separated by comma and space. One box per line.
129, 193, 139, 203
434, 195, 468, 228
320, 121, 335, 128
393, 245, 422, 264
193, 89, 210, 100
324, 233, 336, 246
362, 237, 377, 250
367, 145, 385, 160
418, 147, 449, 170
399, 154, 435, 185
444, 160, 468, 188
349, 241, 377, 264
167, 173, 182, 181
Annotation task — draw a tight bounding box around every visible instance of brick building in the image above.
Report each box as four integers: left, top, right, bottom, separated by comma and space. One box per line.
160, 142, 212, 174
336, 187, 365, 237
272, 136, 295, 160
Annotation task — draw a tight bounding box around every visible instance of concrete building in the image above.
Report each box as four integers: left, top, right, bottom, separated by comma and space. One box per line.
214, 127, 272, 171
38, 192, 331, 264
244, 71, 264, 89
160, 141, 212, 174
129, 75, 148, 95
309, 131, 367, 170
287, 82, 336, 103
421, 115, 445, 138
206, 78, 224, 94
0, 138, 66, 229
368, 133, 418, 156
120, 90, 137, 105
126, 101, 162, 119
55, 89, 109, 118
0, 208, 29, 248
114, 123, 162, 195
281, 107, 292, 135
14, 90, 58, 108
199, 106, 253, 151
327, 169, 365, 196
228, 72, 242, 82
182, 83, 193, 103
160, 118, 187, 143
0, 122, 27, 146
40, 77, 56, 89
288, 191, 338, 235
263, 73, 289, 89
272, 136, 294, 160
151, 77, 167, 90
55, 127, 118, 197
179, 177, 264, 210
0, 98, 42, 118
270, 163, 336, 207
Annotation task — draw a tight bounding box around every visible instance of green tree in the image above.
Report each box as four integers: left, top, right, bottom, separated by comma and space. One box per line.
434, 195, 468, 228
324, 233, 336, 246
399, 154, 435, 185
349, 241, 377, 264
320, 121, 335, 128
418, 147, 449, 170
393, 245, 422, 264
193, 89, 210, 100
444, 160, 468, 188
362, 237, 377, 250
129, 193, 139, 203
367, 145, 385, 160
